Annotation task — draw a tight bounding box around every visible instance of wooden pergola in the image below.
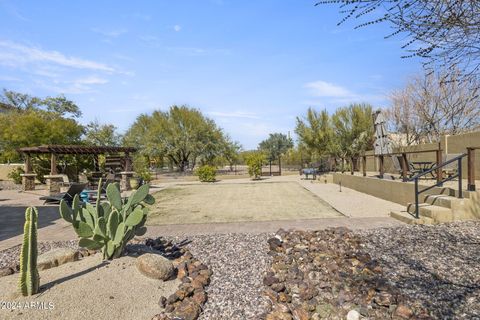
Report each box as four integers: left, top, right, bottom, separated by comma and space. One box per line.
17, 145, 137, 192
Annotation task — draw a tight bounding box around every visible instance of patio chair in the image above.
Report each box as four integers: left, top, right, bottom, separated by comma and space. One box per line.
59, 174, 72, 187
442, 153, 462, 177
39, 182, 87, 205
391, 155, 403, 177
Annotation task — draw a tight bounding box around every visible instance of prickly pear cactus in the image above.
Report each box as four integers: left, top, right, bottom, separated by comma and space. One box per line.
18, 207, 40, 296
60, 180, 155, 260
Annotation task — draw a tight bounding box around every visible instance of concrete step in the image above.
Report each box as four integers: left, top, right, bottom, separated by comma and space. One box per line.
406, 203, 453, 222
390, 210, 435, 225
422, 185, 474, 199
423, 194, 458, 208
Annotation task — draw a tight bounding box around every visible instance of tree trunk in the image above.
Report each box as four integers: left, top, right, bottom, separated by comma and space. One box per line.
279, 156, 282, 176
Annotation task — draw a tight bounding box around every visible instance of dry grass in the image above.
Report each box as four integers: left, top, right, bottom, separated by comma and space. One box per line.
147, 181, 342, 225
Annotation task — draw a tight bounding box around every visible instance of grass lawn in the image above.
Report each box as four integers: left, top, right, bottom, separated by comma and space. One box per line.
147, 181, 342, 225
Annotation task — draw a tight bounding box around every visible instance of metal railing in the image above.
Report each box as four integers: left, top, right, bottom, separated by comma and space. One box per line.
409, 153, 467, 219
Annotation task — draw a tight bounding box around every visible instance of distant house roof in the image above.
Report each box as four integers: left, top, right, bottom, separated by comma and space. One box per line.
17, 145, 137, 155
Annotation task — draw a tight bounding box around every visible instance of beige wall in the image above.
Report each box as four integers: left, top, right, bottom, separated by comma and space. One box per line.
332, 172, 458, 206
0, 164, 23, 181
364, 130, 480, 179
333, 173, 416, 206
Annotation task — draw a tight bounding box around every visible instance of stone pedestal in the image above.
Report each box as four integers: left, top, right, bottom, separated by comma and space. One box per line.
120, 171, 134, 191
44, 175, 64, 195
20, 173, 37, 191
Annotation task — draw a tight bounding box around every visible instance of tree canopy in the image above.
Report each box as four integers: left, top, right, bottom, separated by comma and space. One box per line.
295, 103, 374, 170
295, 108, 333, 160
0, 90, 85, 163
123, 105, 232, 171
258, 133, 293, 162
84, 120, 122, 147
1, 89, 82, 118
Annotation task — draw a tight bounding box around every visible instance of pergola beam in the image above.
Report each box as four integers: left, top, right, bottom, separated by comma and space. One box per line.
17, 145, 136, 155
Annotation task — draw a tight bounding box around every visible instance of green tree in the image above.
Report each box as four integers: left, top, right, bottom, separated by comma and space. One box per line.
222, 138, 242, 171
295, 108, 334, 161
1, 90, 81, 118
124, 105, 228, 172
331, 103, 374, 171
84, 120, 121, 147
246, 152, 266, 180
0, 109, 84, 162
259, 133, 293, 174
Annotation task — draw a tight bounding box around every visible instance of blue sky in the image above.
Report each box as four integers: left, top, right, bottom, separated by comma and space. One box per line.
0, 0, 422, 149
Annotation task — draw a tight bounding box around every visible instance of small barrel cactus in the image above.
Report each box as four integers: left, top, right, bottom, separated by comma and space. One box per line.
60, 180, 155, 260
18, 207, 40, 296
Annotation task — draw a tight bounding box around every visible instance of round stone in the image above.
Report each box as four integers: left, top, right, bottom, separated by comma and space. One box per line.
347, 310, 361, 320
135, 253, 175, 280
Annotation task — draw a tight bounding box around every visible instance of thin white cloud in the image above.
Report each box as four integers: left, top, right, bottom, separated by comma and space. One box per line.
91, 28, 128, 38
305, 80, 353, 98
208, 111, 259, 119
75, 76, 108, 85
129, 13, 152, 21
34, 76, 109, 94
304, 80, 387, 107
167, 46, 231, 56
0, 40, 117, 72
139, 35, 161, 47
173, 25, 182, 32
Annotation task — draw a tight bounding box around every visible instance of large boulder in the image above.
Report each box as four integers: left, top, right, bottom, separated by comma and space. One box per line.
37, 248, 80, 270
136, 253, 174, 280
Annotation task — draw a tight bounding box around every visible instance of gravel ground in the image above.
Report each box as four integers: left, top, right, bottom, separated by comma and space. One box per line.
358, 221, 480, 319
0, 240, 78, 270
2, 222, 479, 319
170, 233, 272, 320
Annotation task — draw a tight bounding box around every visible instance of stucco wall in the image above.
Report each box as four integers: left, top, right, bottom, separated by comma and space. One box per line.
0, 164, 23, 181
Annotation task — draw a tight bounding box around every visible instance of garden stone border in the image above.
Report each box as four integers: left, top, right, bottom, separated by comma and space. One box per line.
138, 238, 211, 320
262, 228, 431, 320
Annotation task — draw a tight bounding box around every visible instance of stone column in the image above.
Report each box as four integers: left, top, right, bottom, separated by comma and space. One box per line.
50, 153, 58, 175
44, 175, 64, 195
120, 171, 134, 191
20, 173, 37, 191
21, 153, 36, 191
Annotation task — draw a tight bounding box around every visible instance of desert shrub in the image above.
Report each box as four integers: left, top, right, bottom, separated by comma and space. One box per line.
246, 152, 266, 179
133, 155, 152, 183
196, 165, 217, 182
7, 167, 24, 184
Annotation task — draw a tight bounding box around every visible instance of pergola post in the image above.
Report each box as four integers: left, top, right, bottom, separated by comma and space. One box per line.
467, 148, 476, 191
401, 153, 409, 181
436, 144, 443, 185
21, 153, 36, 191
44, 152, 63, 195
93, 154, 100, 172
120, 152, 134, 191
50, 153, 57, 175
362, 156, 367, 177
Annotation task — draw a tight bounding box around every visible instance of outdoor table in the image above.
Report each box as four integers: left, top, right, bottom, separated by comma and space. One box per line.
411, 161, 436, 178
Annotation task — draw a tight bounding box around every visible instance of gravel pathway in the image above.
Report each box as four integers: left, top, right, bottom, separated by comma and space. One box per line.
359, 221, 480, 319
172, 233, 272, 320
